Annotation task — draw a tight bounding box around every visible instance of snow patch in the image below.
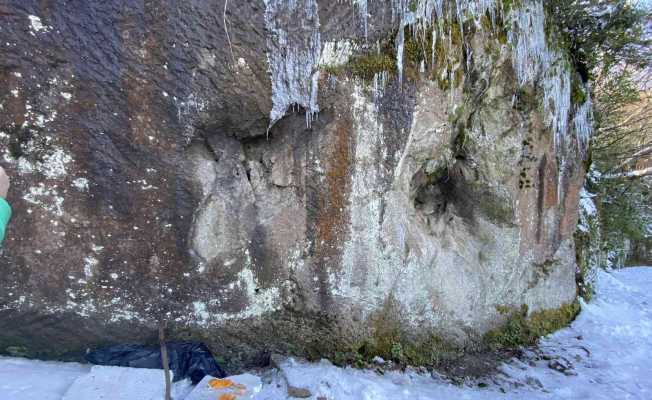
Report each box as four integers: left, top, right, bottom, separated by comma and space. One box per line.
0, 357, 89, 400
62, 366, 169, 400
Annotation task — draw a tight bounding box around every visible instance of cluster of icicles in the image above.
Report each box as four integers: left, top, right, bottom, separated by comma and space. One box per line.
361, 0, 592, 157
263, 0, 321, 130
263, 0, 592, 169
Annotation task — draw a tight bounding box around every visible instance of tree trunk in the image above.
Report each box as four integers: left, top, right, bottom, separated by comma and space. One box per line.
159, 323, 172, 400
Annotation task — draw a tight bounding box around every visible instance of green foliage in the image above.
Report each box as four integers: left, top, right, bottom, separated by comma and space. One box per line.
547, 0, 651, 76
485, 302, 581, 349
599, 179, 651, 261
562, 1, 652, 271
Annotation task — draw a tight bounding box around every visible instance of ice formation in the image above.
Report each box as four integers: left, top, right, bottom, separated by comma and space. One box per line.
351, 0, 369, 39
264, 0, 321, 129
387, 0, 592, 161
573, 90, 594, 158
390, 0, 498, 86
263, 0, 592, 159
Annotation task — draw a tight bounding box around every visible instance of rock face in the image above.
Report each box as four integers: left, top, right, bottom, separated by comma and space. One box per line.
0, 1, 590, 369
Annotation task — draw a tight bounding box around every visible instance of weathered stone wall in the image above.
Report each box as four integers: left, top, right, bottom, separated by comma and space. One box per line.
0, 0, 588, 370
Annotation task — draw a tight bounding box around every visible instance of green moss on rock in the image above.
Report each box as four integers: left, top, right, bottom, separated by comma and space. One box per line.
349, 53, 397, 80
571, 76, 588, 105
485, 302, 581, 349
330, 296, 462, 368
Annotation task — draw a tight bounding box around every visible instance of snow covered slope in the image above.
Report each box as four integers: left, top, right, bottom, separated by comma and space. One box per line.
1, 267, 650, 400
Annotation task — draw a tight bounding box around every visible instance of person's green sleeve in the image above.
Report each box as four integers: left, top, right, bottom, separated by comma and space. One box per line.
0, 197, 11, 245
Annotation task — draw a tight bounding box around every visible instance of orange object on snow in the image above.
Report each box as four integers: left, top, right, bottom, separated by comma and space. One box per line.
218, 394, 237, 400
208, 378, 234, 389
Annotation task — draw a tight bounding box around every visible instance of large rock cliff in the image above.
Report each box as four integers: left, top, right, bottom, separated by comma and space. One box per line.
0, 0, 591, 370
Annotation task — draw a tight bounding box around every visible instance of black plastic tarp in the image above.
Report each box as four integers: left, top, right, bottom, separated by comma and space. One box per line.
85, 342, 226, 384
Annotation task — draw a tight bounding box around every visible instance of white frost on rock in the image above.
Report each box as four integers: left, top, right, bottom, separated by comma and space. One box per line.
16, 146, 72, 180
17, 157, 35, 174
23, 184, 65, 217
320, 40, 355, 68
27, 15, 51, 35
264, 0, 321, 129
40, 148, 72, 179
72, 177, 89, 192
83, 256, 99, 279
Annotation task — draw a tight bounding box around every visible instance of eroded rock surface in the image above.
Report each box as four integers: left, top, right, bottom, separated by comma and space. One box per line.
0, 0, 588, 370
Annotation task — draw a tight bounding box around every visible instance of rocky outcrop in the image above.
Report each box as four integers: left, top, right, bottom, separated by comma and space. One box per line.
0, 0, 591, 370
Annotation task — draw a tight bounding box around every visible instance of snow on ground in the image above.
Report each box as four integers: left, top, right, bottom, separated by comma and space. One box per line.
62, 365, 171, 400
0, 357, 89, 400
0, 267, 650, 400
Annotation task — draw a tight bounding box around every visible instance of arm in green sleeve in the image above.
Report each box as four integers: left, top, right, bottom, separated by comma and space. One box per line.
0, 197, 11, 245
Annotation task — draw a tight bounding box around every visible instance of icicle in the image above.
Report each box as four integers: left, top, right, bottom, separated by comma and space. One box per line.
264, 0, 321, 130
558, 157, 566, 204
431, 26, 437, 69
352, 0, 368, 39
373, 71, 388, 106
573, 90, 594, 158
396, 23, 405, 86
